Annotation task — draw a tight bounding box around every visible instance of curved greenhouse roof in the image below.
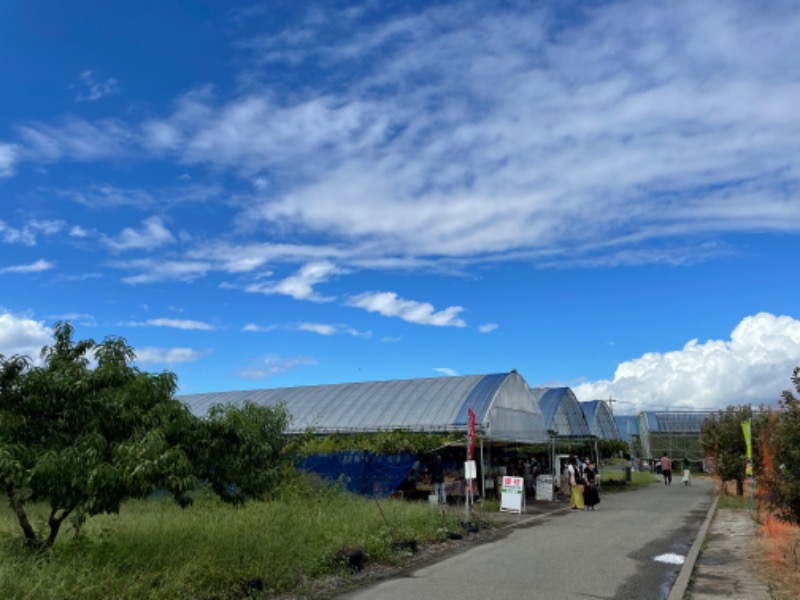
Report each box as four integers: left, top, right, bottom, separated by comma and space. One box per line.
637, 410, 715, 460
580, 401, 620, 440
179, 371, 549, 443
613, 415, 639, 443
530, 387, 592, 437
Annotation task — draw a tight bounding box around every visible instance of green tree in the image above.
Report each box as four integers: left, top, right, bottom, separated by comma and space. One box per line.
194, 399, 289, 505
761, 367, 800, 522
700, 404, 754, 495
0, 323, 289, 550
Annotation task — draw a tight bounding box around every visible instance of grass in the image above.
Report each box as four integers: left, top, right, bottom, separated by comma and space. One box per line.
716, 495, 752, 510
0, 479, 465, 599
600, 469, 658, 490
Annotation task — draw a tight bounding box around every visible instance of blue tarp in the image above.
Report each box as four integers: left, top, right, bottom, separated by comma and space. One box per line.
300, 451, 418, 497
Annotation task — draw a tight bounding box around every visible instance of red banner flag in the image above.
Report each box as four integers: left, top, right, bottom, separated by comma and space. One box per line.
468, 408, 476, 460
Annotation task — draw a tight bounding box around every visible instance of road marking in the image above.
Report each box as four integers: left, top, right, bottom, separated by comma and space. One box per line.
654, 553, 685, 564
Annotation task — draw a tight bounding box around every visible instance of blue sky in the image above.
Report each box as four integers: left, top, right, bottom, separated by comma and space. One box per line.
2, 0, 799, 415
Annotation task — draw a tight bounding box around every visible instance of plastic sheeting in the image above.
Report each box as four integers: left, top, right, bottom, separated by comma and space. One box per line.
300, 451, 418, 498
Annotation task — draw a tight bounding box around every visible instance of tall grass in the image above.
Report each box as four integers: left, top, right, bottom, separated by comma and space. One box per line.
1, 478, 463, 599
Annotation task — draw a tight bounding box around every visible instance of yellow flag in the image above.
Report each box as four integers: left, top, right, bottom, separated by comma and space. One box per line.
742, 419, 752, 476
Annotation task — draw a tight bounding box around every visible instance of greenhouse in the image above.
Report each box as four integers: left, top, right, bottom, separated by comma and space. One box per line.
179, 371, 550, 499
613, 415, 639, 443
530, 387, 592, 438
637, 411, 715, 463
179, 370, 549, 444
580, 400, 620, 440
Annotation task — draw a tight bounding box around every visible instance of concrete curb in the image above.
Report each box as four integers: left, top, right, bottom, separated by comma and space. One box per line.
667, 495, 719, 600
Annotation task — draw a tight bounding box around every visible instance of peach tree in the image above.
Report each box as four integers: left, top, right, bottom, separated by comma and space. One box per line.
0, 323, 288, 550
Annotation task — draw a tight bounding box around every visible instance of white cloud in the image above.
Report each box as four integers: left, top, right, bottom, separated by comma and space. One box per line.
237, 353, 317, 379
0, 219, 64, 246
434, 367, 458, 376
151, 1, 800, 266
69, 225, 90, 238
0, 312, 51, 359
17, 116, 132, 162
297, 322, 336, 336
127, 318, 214, 331
573, 313, 800, 413
0, 221, 36, 246
0, 259, 55, 274
116, 258, 211, 284
479, 323, 498, 333
74, 70, 120, 103
242, 323, 278, 332
347, 291, 466, 327
59, 183, 222, 209
46, 312, 97, 327
134, 347, 209, 365
105, 216, 176, 252
4, 2, 800, 271
297, 322, 370, 337
245, 260, 341, 302
0, 142, 18, 177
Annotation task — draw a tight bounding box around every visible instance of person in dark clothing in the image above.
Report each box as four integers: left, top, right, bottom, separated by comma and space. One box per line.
583, 459, 600, 510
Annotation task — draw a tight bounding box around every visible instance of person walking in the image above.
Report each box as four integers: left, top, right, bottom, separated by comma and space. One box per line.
660, 452, 672, 486
681, 457, 691, 486
568, 455, 585, 511
583, 459, 600, 510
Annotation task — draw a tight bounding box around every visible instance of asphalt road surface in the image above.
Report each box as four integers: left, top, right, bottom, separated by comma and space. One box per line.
338, 476, 714, 600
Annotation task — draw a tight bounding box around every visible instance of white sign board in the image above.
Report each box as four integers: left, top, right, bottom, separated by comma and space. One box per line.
535, 474, 554, 502
500, 476, 525, 513
464, 460, 477, 480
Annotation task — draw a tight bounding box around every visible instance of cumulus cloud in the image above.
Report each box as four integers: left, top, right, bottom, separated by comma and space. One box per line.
134, 347, 209, 365
0, 259, 55, 274
0, 312, 52, 359
105, 216, 176, 252
479, 323, 498, 333
237, 353, 317, 379
573, 313, 800, 413
347, 291, 466, 327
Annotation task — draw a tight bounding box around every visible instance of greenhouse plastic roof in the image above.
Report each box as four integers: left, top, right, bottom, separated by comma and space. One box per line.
580, 400, 620, 440
640, 411, 715, 433
178, 371, 549, 443
530, 387, 592, 437
613, 415, 639, 442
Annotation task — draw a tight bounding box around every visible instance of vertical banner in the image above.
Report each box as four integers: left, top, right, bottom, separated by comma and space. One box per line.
468, 408, 476, 460
742, 419, 752, 476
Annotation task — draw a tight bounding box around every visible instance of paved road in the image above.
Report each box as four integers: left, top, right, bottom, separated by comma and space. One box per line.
338, 477, 714, 600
